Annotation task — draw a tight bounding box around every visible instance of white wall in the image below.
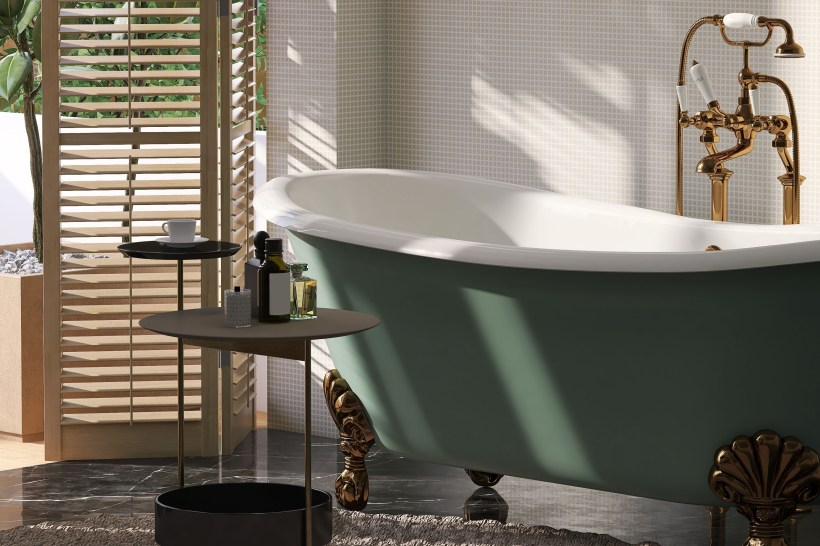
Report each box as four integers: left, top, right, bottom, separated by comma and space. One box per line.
0, 113, 40, 246
383, 1, 820, 225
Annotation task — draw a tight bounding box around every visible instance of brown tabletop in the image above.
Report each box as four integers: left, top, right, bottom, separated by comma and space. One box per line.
139, 307, 379, 359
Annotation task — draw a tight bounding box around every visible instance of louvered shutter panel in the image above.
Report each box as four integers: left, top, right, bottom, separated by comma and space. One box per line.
43, 0, 223, 460
220, 0, 258, 452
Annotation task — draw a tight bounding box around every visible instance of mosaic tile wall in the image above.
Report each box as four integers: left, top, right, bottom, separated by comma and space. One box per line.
266, 0, 340, 438
385, 1, 820, 224
268, 1, 820, 437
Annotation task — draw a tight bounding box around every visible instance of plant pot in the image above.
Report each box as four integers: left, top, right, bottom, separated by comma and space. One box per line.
0, 268, 43, 442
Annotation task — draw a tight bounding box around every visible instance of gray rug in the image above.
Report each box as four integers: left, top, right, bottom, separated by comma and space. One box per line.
0, 510, 660, 545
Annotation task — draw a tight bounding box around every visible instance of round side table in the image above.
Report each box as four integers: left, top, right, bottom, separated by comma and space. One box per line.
118, 240, 241, 487
141, 307, 379, 546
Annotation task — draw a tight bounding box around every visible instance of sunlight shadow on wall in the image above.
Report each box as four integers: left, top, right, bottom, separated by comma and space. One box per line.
471, 71, 634, 201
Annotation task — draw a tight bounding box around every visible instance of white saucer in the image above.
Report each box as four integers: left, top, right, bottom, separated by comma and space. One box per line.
156, 236, 209, 248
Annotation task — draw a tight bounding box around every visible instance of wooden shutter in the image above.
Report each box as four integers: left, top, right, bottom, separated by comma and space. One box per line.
43, 0, 220, 460
220, 0, 257, 452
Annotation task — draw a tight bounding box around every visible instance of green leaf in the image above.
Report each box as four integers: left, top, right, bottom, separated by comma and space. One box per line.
0, 0, 23, 20
169, 1, 196, 24
15, 0, 38, 35
30, 12, 39, 60
0, 51, 31, 101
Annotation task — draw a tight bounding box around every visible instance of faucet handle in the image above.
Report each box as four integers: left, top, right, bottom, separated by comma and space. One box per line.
749, 86, 760, 115
690, 61, 718, 106
723, 13, 760, 29
676, 85, 688, 111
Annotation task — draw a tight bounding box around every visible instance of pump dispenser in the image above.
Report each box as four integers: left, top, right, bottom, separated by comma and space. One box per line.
245, 230, 269, 317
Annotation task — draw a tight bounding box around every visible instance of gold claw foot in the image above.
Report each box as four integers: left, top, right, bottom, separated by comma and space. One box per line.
709, 430, 820, 546
465, 469, 503, 487
323, 369, 375, 511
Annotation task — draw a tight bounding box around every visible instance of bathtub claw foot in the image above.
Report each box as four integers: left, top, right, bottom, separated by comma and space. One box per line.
323, 369, 375, 511
709, 430, 820, 546
465, 469, 503, 487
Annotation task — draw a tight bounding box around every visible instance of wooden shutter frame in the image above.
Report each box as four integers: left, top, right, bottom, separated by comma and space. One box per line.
43, 0, 236, 461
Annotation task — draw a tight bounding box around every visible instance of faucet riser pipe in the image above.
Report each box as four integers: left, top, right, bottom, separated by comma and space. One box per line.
709, 172, 732, 222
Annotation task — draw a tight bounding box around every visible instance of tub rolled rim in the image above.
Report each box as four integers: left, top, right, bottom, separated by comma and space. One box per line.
255, 169, 820, 274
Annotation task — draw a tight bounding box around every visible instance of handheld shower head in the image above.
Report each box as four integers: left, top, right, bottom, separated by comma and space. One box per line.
759, 16, 805, 58
720, 14, 805, 58
774, 40, 805, 58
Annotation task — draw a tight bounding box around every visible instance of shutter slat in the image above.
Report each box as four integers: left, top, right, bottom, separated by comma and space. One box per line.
61, 210, 200, 223
60, 178, 200, 190
60, 117, 200, 129
61, 194, 200, 206
61, 101, 201, 113
61, 412, 202, 425
60, 39, 200, 50
61, 86, 200, 98
60, 70, 200, 82
60, 163, 200, 175
60, 148, 200, 160
60, 24, 200, 34
61, 55, 201, 66
59, 8, 200, 18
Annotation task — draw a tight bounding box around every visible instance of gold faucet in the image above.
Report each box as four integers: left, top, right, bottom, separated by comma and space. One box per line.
675, 14, 805, 224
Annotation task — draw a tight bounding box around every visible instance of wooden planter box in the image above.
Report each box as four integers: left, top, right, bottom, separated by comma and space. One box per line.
0, 271, 43, 441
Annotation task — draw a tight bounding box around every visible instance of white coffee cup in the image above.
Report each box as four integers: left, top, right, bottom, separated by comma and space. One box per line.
161, 219, 197, 243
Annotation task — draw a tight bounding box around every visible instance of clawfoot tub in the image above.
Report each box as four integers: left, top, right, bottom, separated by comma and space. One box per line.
256, 169, 820, 544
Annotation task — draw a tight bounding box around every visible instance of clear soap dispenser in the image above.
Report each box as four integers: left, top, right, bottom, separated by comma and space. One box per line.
289, 263, 317, 320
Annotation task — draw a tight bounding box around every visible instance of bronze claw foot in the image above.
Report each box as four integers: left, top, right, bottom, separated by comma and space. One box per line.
465, 469, 503, 487
709, 430, 820, 546
323, 369, 375, 511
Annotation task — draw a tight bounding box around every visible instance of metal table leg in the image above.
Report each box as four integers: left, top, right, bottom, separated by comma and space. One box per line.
305, 339, 312, 546
177, 259, 185, 487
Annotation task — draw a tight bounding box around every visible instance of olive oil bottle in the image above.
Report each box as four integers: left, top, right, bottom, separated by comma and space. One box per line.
258, 238, 290, 323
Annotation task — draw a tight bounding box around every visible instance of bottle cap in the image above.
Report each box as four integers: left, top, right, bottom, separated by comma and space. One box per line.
289, 262, 307, 275
234, 286, 241, 292
265, 238, 283, 253
253, 231, 269, 259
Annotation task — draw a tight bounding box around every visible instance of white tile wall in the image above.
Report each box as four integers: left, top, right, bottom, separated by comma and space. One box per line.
386, 1, 820, 225
269, 1, 820, 438
266, 0, 340, 439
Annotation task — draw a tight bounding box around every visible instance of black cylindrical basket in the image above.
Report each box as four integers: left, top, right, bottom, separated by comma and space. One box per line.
155, 483, 332, 546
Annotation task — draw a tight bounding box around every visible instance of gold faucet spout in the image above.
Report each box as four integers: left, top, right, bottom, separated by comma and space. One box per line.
696, 136, 756, 174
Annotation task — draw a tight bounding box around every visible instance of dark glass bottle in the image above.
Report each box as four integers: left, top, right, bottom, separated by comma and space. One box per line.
258, 238, 290, 323
244, 230, 268, 318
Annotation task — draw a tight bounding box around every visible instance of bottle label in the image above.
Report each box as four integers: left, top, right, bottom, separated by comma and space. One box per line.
268, 273, 290, 315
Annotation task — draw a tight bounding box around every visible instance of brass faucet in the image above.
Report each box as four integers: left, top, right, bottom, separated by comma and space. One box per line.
675, 14, 805, 224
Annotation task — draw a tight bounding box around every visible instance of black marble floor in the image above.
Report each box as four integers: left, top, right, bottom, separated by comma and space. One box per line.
0, 429, 818, 545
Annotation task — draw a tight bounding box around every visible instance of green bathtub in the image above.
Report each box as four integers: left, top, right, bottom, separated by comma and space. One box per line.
257, 169, 820, 507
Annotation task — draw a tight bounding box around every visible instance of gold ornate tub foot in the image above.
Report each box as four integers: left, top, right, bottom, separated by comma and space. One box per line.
465, 469, 503, 487
709, 430, 820, 546
323, 369, 375, 511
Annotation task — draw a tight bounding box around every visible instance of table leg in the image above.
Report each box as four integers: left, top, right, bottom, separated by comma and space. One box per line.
305, 339, 312, 546
177, 259, 185, 488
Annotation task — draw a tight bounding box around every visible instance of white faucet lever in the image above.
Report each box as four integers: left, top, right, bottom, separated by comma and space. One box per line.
749, 87, 760, 116
676, 85, 688, 111
690, 61, 717, 105
724, 13, 760, 29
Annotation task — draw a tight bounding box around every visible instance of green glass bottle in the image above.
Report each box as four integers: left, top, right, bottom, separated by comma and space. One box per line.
258, 238, 290, 323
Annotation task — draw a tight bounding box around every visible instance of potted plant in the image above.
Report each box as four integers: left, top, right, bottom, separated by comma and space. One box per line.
1, 0, 42, 259
0, 0, 43, 442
